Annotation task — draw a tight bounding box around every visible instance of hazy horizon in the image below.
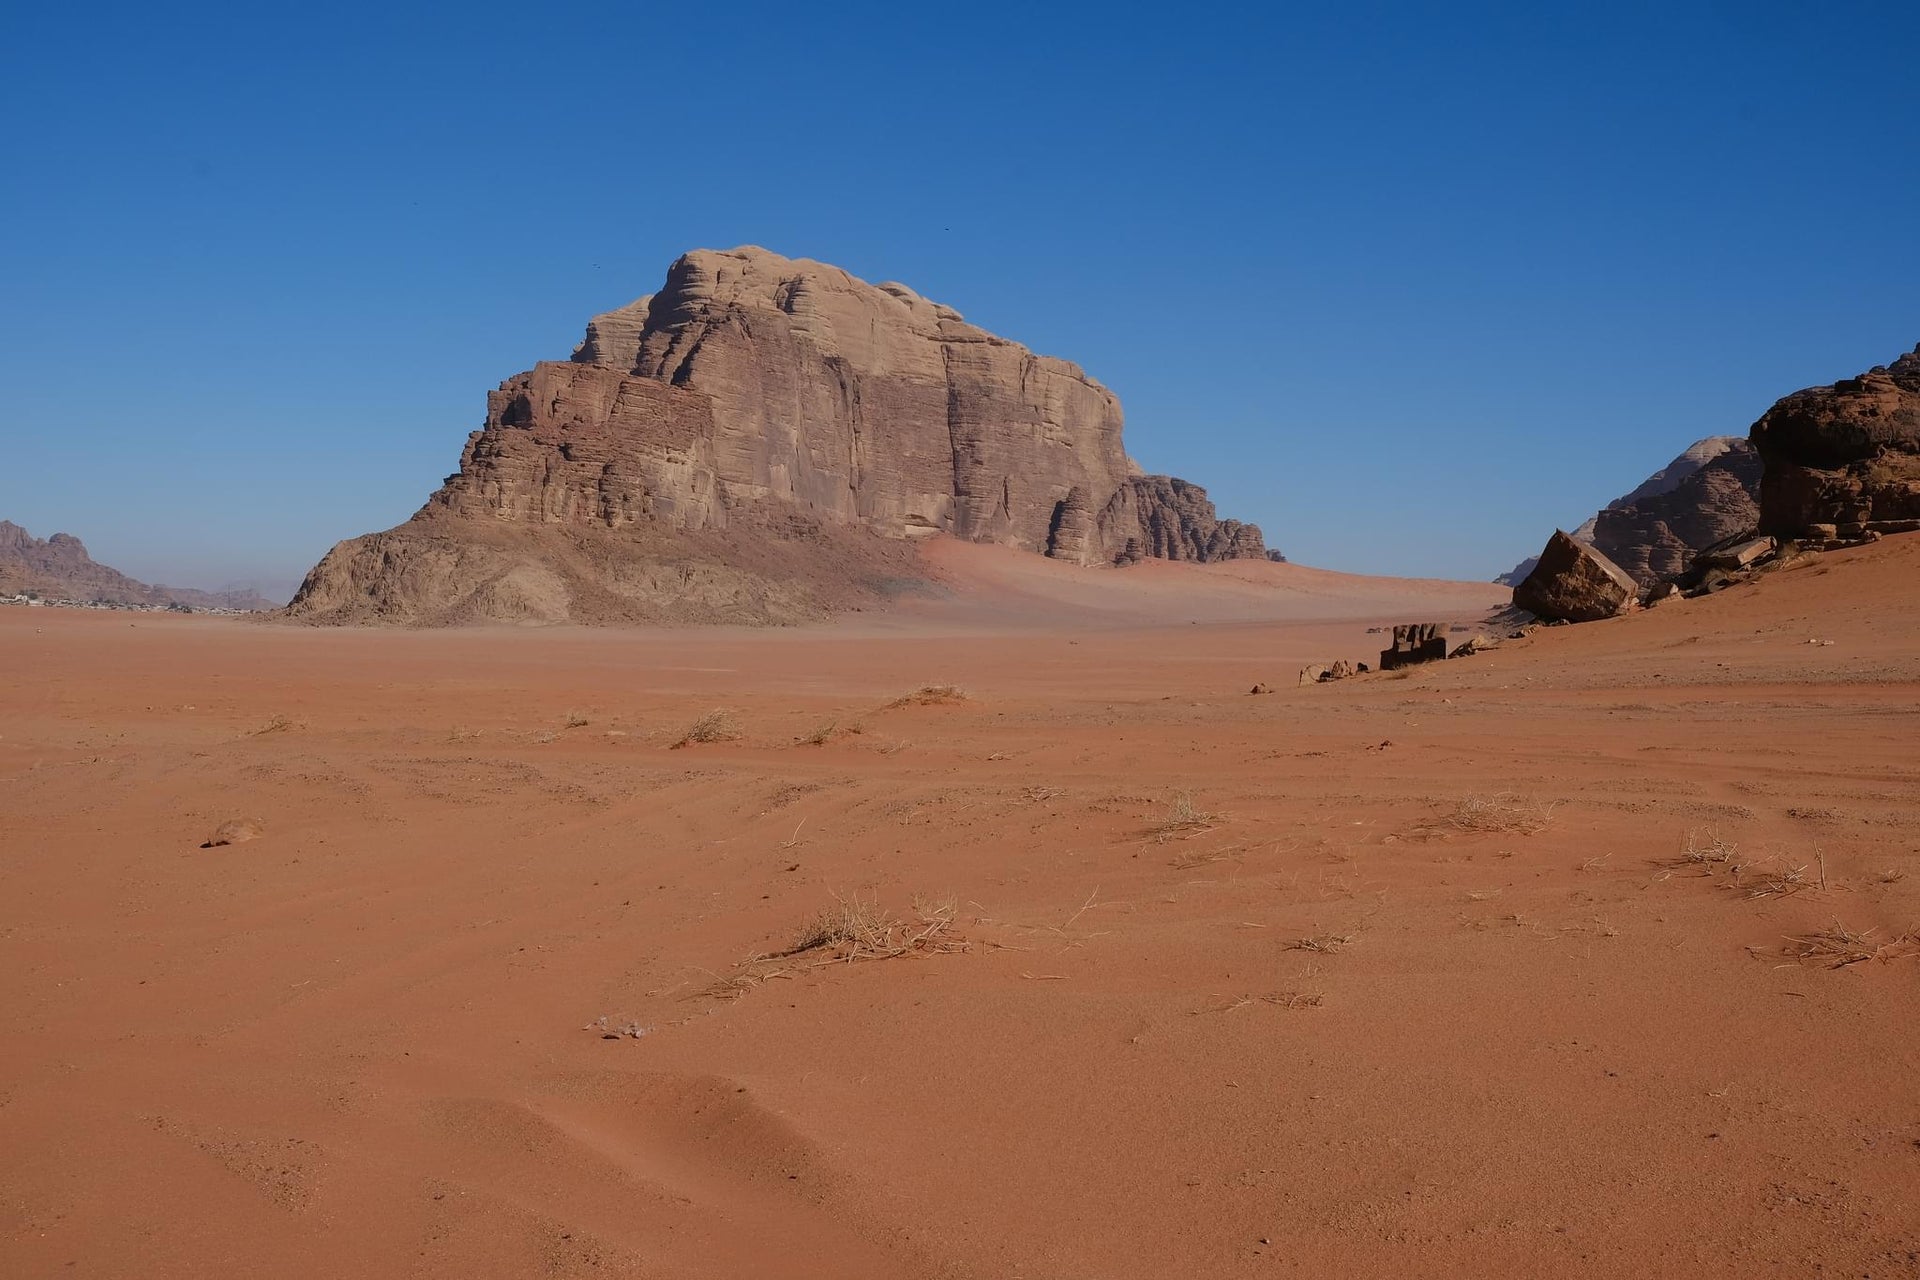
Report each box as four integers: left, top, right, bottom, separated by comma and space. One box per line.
5, 1, 1917, 593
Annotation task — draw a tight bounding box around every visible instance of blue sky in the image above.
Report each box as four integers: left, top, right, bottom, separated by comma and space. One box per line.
2, 1, 1916, 595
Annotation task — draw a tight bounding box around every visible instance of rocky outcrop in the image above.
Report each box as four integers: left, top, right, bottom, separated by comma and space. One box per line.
1588, 440, 1762, 585
1498, 437, 1761, 588
1750, 344, 1920, 537
0, 521, 277, 611
1512, 530, 1638, 623
291, 247, 1268, 625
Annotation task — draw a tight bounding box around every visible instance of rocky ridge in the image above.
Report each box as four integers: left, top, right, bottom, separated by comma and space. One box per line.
291, 247, 1268, 625
0, 521, 277, 612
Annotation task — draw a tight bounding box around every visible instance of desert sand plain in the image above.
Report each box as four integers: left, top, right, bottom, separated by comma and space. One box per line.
3, 536, 1918, 1278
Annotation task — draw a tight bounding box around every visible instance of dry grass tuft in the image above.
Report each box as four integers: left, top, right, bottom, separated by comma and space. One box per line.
1200, 991, 1324, 1013
1154, 790, 1219, 841
564, 710, 591, 729
1738, 862, 1811, 901
1778, 922, 1920, 968
671, 709, 741, 749
796, 719, 853, 747
1674, 828, 1738, 869
1404, 793, 1556, 841
1446, 793, 1557, 835
1283, 933, 1353, 954
689, 894, 968, 1004
884, 684, 969, 709
1169, 844, 1238, 870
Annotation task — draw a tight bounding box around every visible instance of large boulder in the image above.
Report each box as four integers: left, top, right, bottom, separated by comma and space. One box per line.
1750, 344, 1920, 537
1511, 530, 1638, 623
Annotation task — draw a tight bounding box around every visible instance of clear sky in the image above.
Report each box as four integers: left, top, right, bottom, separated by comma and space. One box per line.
3, 1, 1916, 596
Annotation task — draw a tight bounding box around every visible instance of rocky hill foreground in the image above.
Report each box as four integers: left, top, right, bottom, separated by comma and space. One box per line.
0, 521, 277, 612
1498, 436, 1761, 588
1509, 342, 1918, 622
289, 247, 1269, 625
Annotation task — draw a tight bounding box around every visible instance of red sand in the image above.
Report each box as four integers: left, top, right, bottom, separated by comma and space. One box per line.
3, 539, 1917, 1277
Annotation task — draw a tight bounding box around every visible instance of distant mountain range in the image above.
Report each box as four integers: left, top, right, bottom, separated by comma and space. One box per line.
0, 520, 280, 611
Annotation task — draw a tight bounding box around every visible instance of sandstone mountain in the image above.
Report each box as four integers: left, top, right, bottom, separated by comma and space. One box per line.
1498, 436, 1760, 588
289, 247, 1268, 625
1750, 343, 1920, 537
0, 521, 277, 611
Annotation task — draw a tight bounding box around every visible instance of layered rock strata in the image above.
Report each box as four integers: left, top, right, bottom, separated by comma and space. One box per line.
291, 247, 1268, 625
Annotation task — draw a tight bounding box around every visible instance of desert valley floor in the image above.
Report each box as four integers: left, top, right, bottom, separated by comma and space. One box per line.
3, 538, 1918, 1278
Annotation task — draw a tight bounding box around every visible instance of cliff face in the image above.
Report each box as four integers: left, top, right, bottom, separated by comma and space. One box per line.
1750, 344, 1920, 536
290, 247, 1268, 625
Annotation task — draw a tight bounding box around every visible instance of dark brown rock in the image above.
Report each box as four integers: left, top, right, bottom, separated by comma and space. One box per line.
1512, 531, 1638, 623
1379, 622, 1450, 670
1588, 441, 1762, 586
1751, 344, 1920, 536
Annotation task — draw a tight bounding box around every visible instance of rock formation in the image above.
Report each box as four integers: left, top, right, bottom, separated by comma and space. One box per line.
1750, 344, 1920, 538
1499, 437, 1761, 588
290, 247, 1269, 625
1512, 530, 1638, 623
0, 521, 277, 611
1588, 440, 1762, 585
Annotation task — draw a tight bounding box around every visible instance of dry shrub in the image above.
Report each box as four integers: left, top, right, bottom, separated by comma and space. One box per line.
690, 893, 967, 1002
672, 709, 741, 749
1739, 862, 1811, 901
1778, 922, 1920, 969
1201, 991, 1324, 1013
797, 719, 842, 746
1446, 793, 1557, 835
883, 684, 969, 709
1169, 844, 1238, 870
784, 893, 967, 962
1672, 828, 1739, 869
1404, 793, 1555, 841
1284, 933, 1353, 954
1155, 790, 1218, 841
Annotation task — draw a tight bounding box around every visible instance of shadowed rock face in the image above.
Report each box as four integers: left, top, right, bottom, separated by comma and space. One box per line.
291, 247, 1268, 625
1750, 345, 1920, 536
1513, 530, 1638, 623
1499, 437, 1761, 588
1589, 441, 1762, 586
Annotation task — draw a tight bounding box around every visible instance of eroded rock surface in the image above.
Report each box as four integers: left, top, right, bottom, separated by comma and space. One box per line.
291, 247, 1268, 625
1512, 530, 1638, 623
1750, 344, 1920, 537
1499, 437, 1761, 588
